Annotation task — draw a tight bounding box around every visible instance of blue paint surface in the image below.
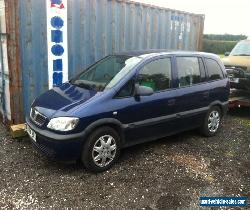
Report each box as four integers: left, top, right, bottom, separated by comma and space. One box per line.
51, 0, 62, 5
51, 44, 64, 56
51, 30, 63, 43
53, 59, 63, 72
53, 72, 63, 86
51, 16, 64, 29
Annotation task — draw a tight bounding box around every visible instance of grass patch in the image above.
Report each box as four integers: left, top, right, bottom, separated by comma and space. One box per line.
243, 119, 250, 127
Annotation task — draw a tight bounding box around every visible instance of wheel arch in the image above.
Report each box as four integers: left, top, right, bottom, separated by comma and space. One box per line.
82, 118, 126, 146
208, 100, 228, 117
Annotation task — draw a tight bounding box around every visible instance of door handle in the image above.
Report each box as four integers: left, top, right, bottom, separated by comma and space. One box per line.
168, 99, 176, 106
203, 91, 209, 98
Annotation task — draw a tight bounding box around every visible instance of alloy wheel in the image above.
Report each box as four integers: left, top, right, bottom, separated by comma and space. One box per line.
92, 135, 117, 167
208, 110, 220, 133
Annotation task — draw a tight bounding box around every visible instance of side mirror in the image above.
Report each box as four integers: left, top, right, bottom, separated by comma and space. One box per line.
225, 52, 230, 56
135, 84, 154, 96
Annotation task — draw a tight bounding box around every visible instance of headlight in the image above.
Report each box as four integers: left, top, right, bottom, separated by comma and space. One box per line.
47, 117, 79, 131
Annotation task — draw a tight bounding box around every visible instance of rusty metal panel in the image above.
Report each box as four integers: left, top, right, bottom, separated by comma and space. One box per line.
4, 0, 24, 124
16, 0, 204, 119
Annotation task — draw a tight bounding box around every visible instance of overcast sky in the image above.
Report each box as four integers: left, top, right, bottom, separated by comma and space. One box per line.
134, 0, 250, 37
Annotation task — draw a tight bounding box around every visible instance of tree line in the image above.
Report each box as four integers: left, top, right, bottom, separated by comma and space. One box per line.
203, 34, 248, 54
204, 34, 247, 41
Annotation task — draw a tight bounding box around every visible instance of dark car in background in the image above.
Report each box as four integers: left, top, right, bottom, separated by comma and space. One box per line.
26, 51, 230, 172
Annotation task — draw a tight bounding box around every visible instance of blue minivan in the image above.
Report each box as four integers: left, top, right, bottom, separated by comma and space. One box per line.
26, 51, 230, 172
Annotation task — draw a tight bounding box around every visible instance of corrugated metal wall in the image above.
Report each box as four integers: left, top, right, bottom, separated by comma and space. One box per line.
0, 0, 11, 122
19, 0, 48, 122
67, 0, 204, 78
9, 0, 204, 123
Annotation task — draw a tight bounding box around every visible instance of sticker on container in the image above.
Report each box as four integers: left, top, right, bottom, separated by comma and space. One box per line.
47, 0, 68, 89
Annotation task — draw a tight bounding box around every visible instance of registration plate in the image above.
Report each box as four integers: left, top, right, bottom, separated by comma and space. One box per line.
26, 124, 37, 142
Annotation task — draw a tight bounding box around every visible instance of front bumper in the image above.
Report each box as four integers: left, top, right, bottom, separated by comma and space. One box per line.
26, 117, 84, 161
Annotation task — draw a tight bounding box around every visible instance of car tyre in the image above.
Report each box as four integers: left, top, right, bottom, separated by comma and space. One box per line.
81, 126, 121, 173
200, 106, 222, 137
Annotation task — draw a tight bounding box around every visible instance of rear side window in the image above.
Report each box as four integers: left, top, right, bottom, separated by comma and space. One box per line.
137, 58, 172, 91
205, 58, 224, 80
176, 57, 202, 87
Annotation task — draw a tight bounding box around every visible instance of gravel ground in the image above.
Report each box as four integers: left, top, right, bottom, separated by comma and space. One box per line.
0, 109, 249, 209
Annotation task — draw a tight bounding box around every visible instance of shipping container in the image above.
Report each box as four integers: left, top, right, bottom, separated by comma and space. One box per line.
1, 0, 204, 125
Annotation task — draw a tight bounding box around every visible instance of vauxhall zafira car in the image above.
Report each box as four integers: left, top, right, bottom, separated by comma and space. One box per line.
26, 50, 230, 172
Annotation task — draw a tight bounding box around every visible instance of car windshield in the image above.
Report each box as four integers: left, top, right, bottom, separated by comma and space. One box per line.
230, 41, 250, 56
71, 55, 142, 91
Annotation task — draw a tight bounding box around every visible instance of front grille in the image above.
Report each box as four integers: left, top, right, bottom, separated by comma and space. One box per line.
30, 108, 47, 126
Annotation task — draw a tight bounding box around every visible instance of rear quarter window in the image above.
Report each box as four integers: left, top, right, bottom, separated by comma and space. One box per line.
205, 58, 224, 81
